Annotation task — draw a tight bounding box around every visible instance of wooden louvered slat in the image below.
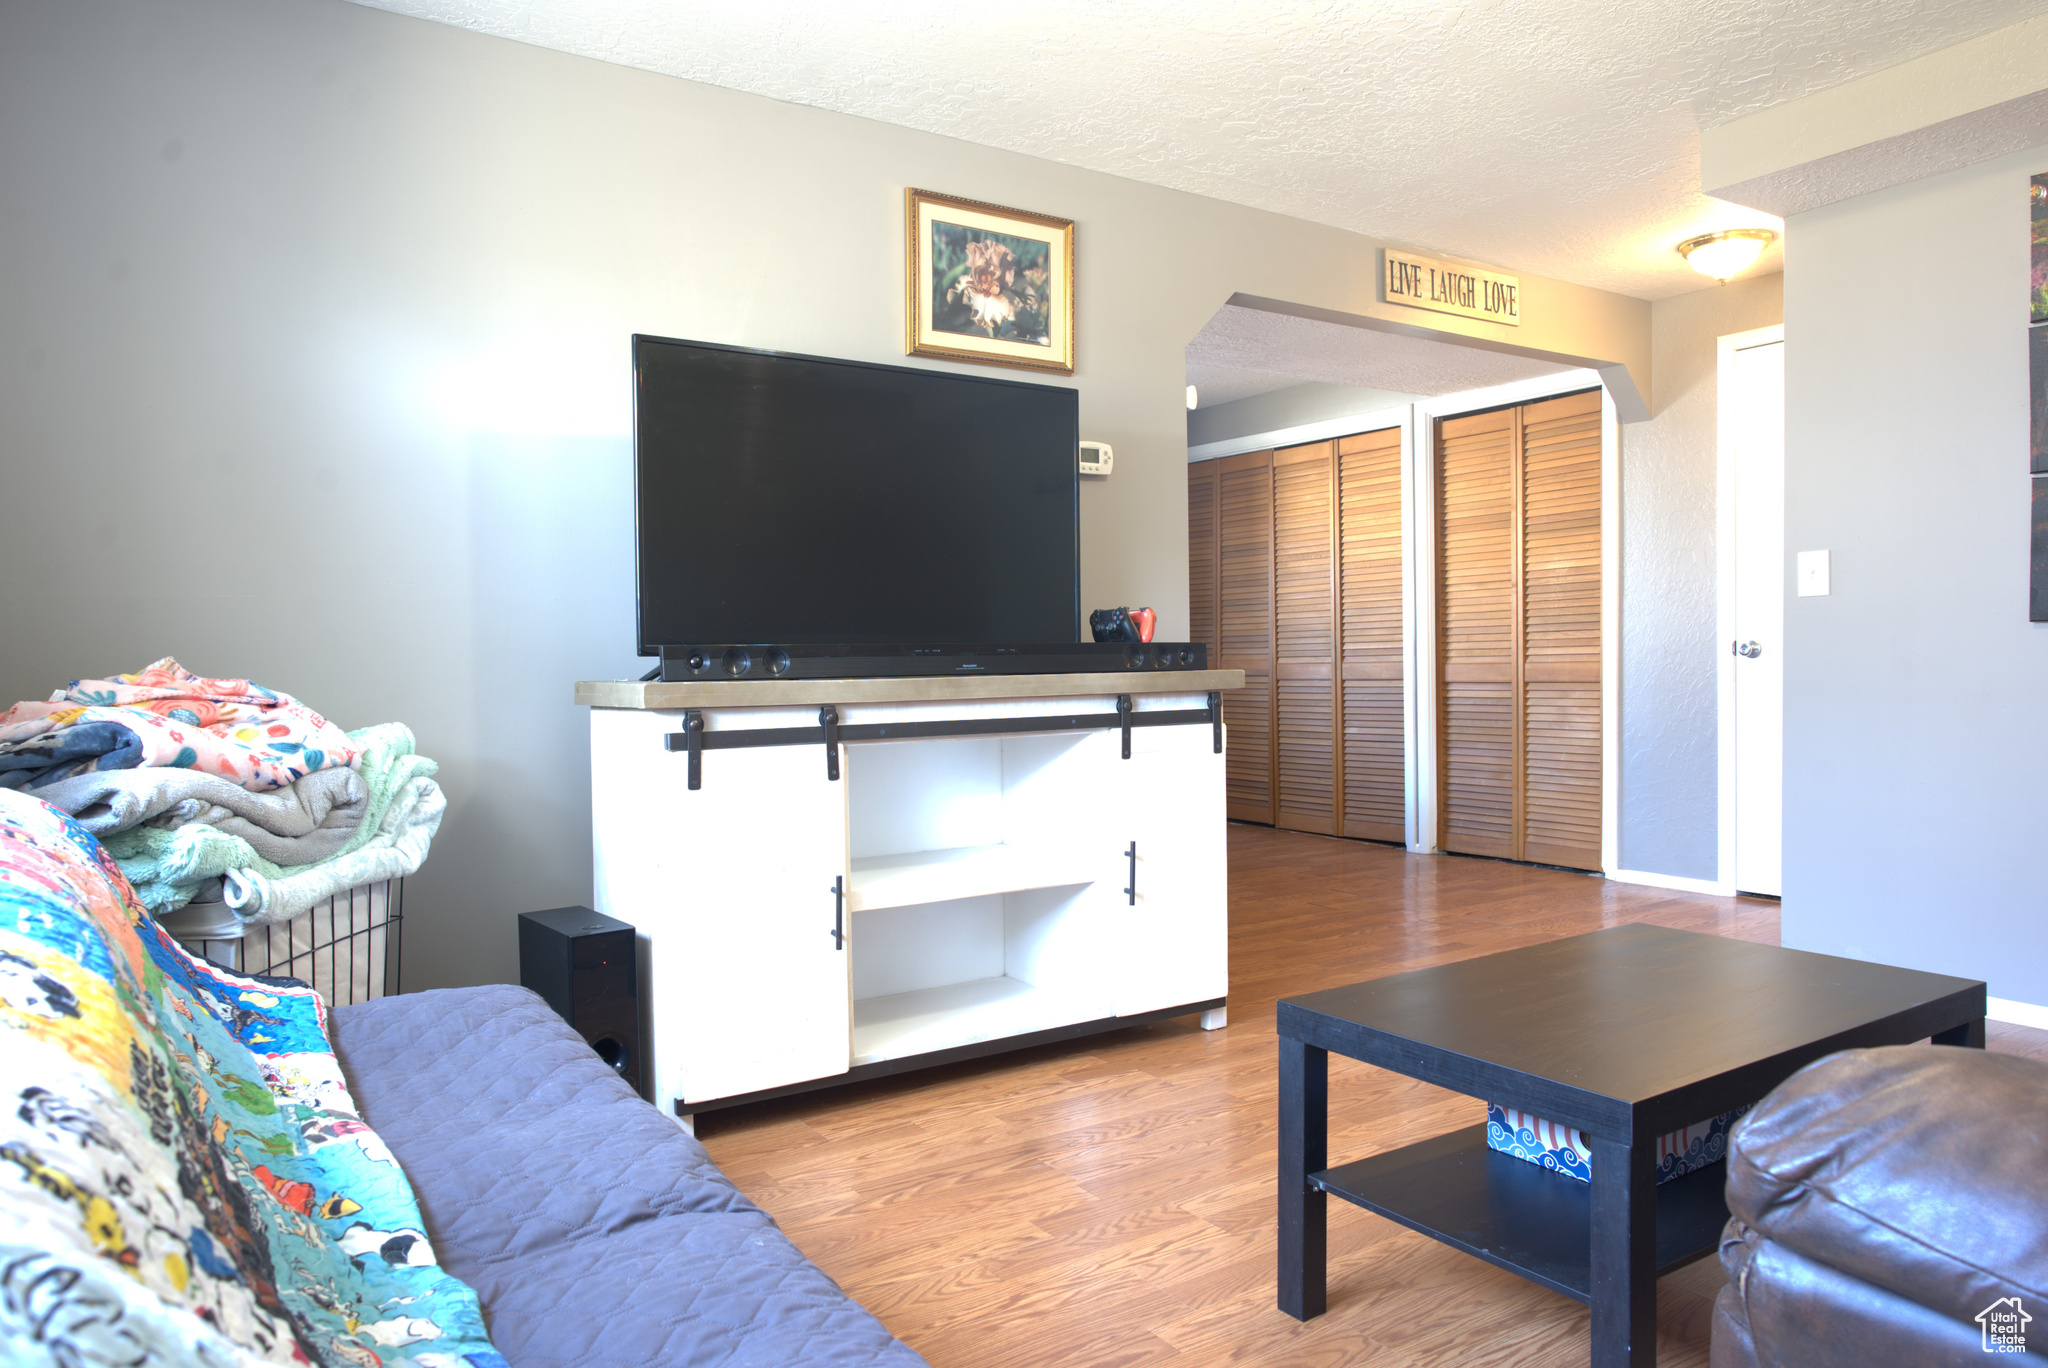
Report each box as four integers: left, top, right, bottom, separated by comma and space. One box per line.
1273, 443, 1334, 661
1338, 428, 1404, 842
1275, 677, 1335, 830
1437, 408, 1517, 858
1225, 670, 1272, 814
1520, 390, 1602, 869
1219, 457, 1274, 661
1342, 681, 1404, 840
1188, 461, 1218, 660
1273, 441, 1337, 834
1441, 681, 1514, 857
1216, 450, 1275, 824
1523, 683, 1601, 868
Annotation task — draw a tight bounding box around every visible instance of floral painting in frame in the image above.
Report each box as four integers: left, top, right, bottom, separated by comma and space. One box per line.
906, 188, 1074, 375
2032, 174, 2048, 324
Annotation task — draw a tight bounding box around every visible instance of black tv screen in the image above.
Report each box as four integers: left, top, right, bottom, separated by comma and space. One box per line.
633, 336, 1079, 652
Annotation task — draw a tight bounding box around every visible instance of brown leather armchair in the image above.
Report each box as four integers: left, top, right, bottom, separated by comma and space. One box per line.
1713, 1044, 2048, 1367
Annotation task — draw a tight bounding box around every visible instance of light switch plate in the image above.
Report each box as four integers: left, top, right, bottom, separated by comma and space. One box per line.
1797, 550, 1830, 597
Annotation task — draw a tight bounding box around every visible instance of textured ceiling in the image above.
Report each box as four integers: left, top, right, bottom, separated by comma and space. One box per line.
350, 0, 2048, 301
1187, 305, 1581, 406
1185, 363, 1327, 410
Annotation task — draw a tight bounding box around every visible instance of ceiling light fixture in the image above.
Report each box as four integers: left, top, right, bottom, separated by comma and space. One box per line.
1186, 384, 1199, 410
1676, 228, 1776, 283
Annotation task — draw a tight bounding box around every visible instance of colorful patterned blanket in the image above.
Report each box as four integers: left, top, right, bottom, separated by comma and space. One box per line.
0, 788, 501, 1368
0, 659, 359, 794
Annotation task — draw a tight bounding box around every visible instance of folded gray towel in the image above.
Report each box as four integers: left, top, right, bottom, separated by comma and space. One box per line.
35, 766, 369, 865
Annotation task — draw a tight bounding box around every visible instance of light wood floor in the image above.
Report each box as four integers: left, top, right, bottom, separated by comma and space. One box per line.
700, 825, 2046, 1367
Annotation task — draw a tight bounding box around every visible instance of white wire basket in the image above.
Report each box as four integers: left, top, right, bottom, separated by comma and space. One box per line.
181, 878, 403, 1007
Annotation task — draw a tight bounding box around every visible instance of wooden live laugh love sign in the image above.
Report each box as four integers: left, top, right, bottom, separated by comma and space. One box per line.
1383, 249, 1520, 326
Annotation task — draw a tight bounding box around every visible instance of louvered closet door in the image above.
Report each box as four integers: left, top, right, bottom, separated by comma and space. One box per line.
1437, 408, 1519, 859
1435, 393, 1602, 871
1338, 429, 1405, 843
1272, 441, 1337, 835
1519, 391, 1603, 870
1216, 451, 1275, 824
1188, 460, 1218, 661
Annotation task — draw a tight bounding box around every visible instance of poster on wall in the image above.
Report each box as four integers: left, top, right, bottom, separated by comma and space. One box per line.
2033, 477, 2048, 622
904, 188, 1075, 375
2034, 326, 2048, 475
2034, 175, 2048, 324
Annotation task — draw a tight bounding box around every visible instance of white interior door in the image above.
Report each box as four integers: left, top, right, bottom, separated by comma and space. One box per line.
1731, 341, 1784, 897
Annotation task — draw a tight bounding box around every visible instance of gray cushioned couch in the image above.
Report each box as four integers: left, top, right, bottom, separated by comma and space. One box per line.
330, 983, 927, 1367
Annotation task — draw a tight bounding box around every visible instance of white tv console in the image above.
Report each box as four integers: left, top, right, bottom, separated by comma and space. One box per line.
576, 671, 1242, 1129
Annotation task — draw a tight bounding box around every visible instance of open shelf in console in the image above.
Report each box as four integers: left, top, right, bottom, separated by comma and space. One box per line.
849, 887, 1110, 1065
845, 731, 1117, 1067
848, 844, 1097, 911
853, 975, 1102, 1066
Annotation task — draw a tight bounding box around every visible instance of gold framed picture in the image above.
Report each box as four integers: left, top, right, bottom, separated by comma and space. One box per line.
906, 188, 1074, 375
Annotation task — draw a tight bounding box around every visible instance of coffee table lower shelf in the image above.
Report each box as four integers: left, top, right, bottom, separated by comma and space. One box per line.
1311, 1124, 1730, 1305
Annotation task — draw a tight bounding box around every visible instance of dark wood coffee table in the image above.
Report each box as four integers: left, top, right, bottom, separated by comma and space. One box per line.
1276, 923, 1985, 1368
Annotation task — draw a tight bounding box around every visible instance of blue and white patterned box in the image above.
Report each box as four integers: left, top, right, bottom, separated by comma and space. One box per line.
1486, 1103, 1748, 1184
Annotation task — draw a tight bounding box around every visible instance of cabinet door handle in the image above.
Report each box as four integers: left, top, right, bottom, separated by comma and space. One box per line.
1123, 842, 1137, 905
830, 875, 845, 950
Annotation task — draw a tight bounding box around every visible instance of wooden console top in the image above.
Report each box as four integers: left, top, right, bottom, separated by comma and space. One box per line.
576, 670, 1245, 710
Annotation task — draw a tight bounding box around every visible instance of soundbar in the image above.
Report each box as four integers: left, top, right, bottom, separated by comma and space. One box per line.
658, 641, 1208, 682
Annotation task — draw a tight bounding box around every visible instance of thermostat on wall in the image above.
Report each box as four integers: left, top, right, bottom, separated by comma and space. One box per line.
1079, 441, 1113, 475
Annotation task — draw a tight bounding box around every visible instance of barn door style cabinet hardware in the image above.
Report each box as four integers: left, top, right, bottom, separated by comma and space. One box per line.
663, 693, 1226, 791
578, 671, 1243, 1130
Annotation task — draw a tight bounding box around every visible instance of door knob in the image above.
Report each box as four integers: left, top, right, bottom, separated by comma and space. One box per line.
1733, 640, 1763, 658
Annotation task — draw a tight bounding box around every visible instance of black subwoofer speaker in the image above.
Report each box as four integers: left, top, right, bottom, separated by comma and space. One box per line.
518, 905, 644, 1099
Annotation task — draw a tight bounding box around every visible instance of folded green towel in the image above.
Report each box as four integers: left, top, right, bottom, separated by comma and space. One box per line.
108, 722, 441, 918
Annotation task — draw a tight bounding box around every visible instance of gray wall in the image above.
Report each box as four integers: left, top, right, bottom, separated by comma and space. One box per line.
1783, 146, 2048, 1003
1618, 274, 1783, 880
0, 0, 1649, 990
1186, 381, 1421, 450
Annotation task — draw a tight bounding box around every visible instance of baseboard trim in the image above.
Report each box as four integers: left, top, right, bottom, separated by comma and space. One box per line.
1606, 868, 1737, 897
677, 996, 1227, 1115
1987, 997, 2048, 1030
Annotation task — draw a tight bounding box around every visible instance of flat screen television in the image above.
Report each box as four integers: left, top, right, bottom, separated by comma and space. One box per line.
633, 335, 1079, 655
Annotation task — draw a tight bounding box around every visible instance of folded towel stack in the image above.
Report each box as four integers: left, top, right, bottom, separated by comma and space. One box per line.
0, 657, 359, 791
6, 660, 444, 927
